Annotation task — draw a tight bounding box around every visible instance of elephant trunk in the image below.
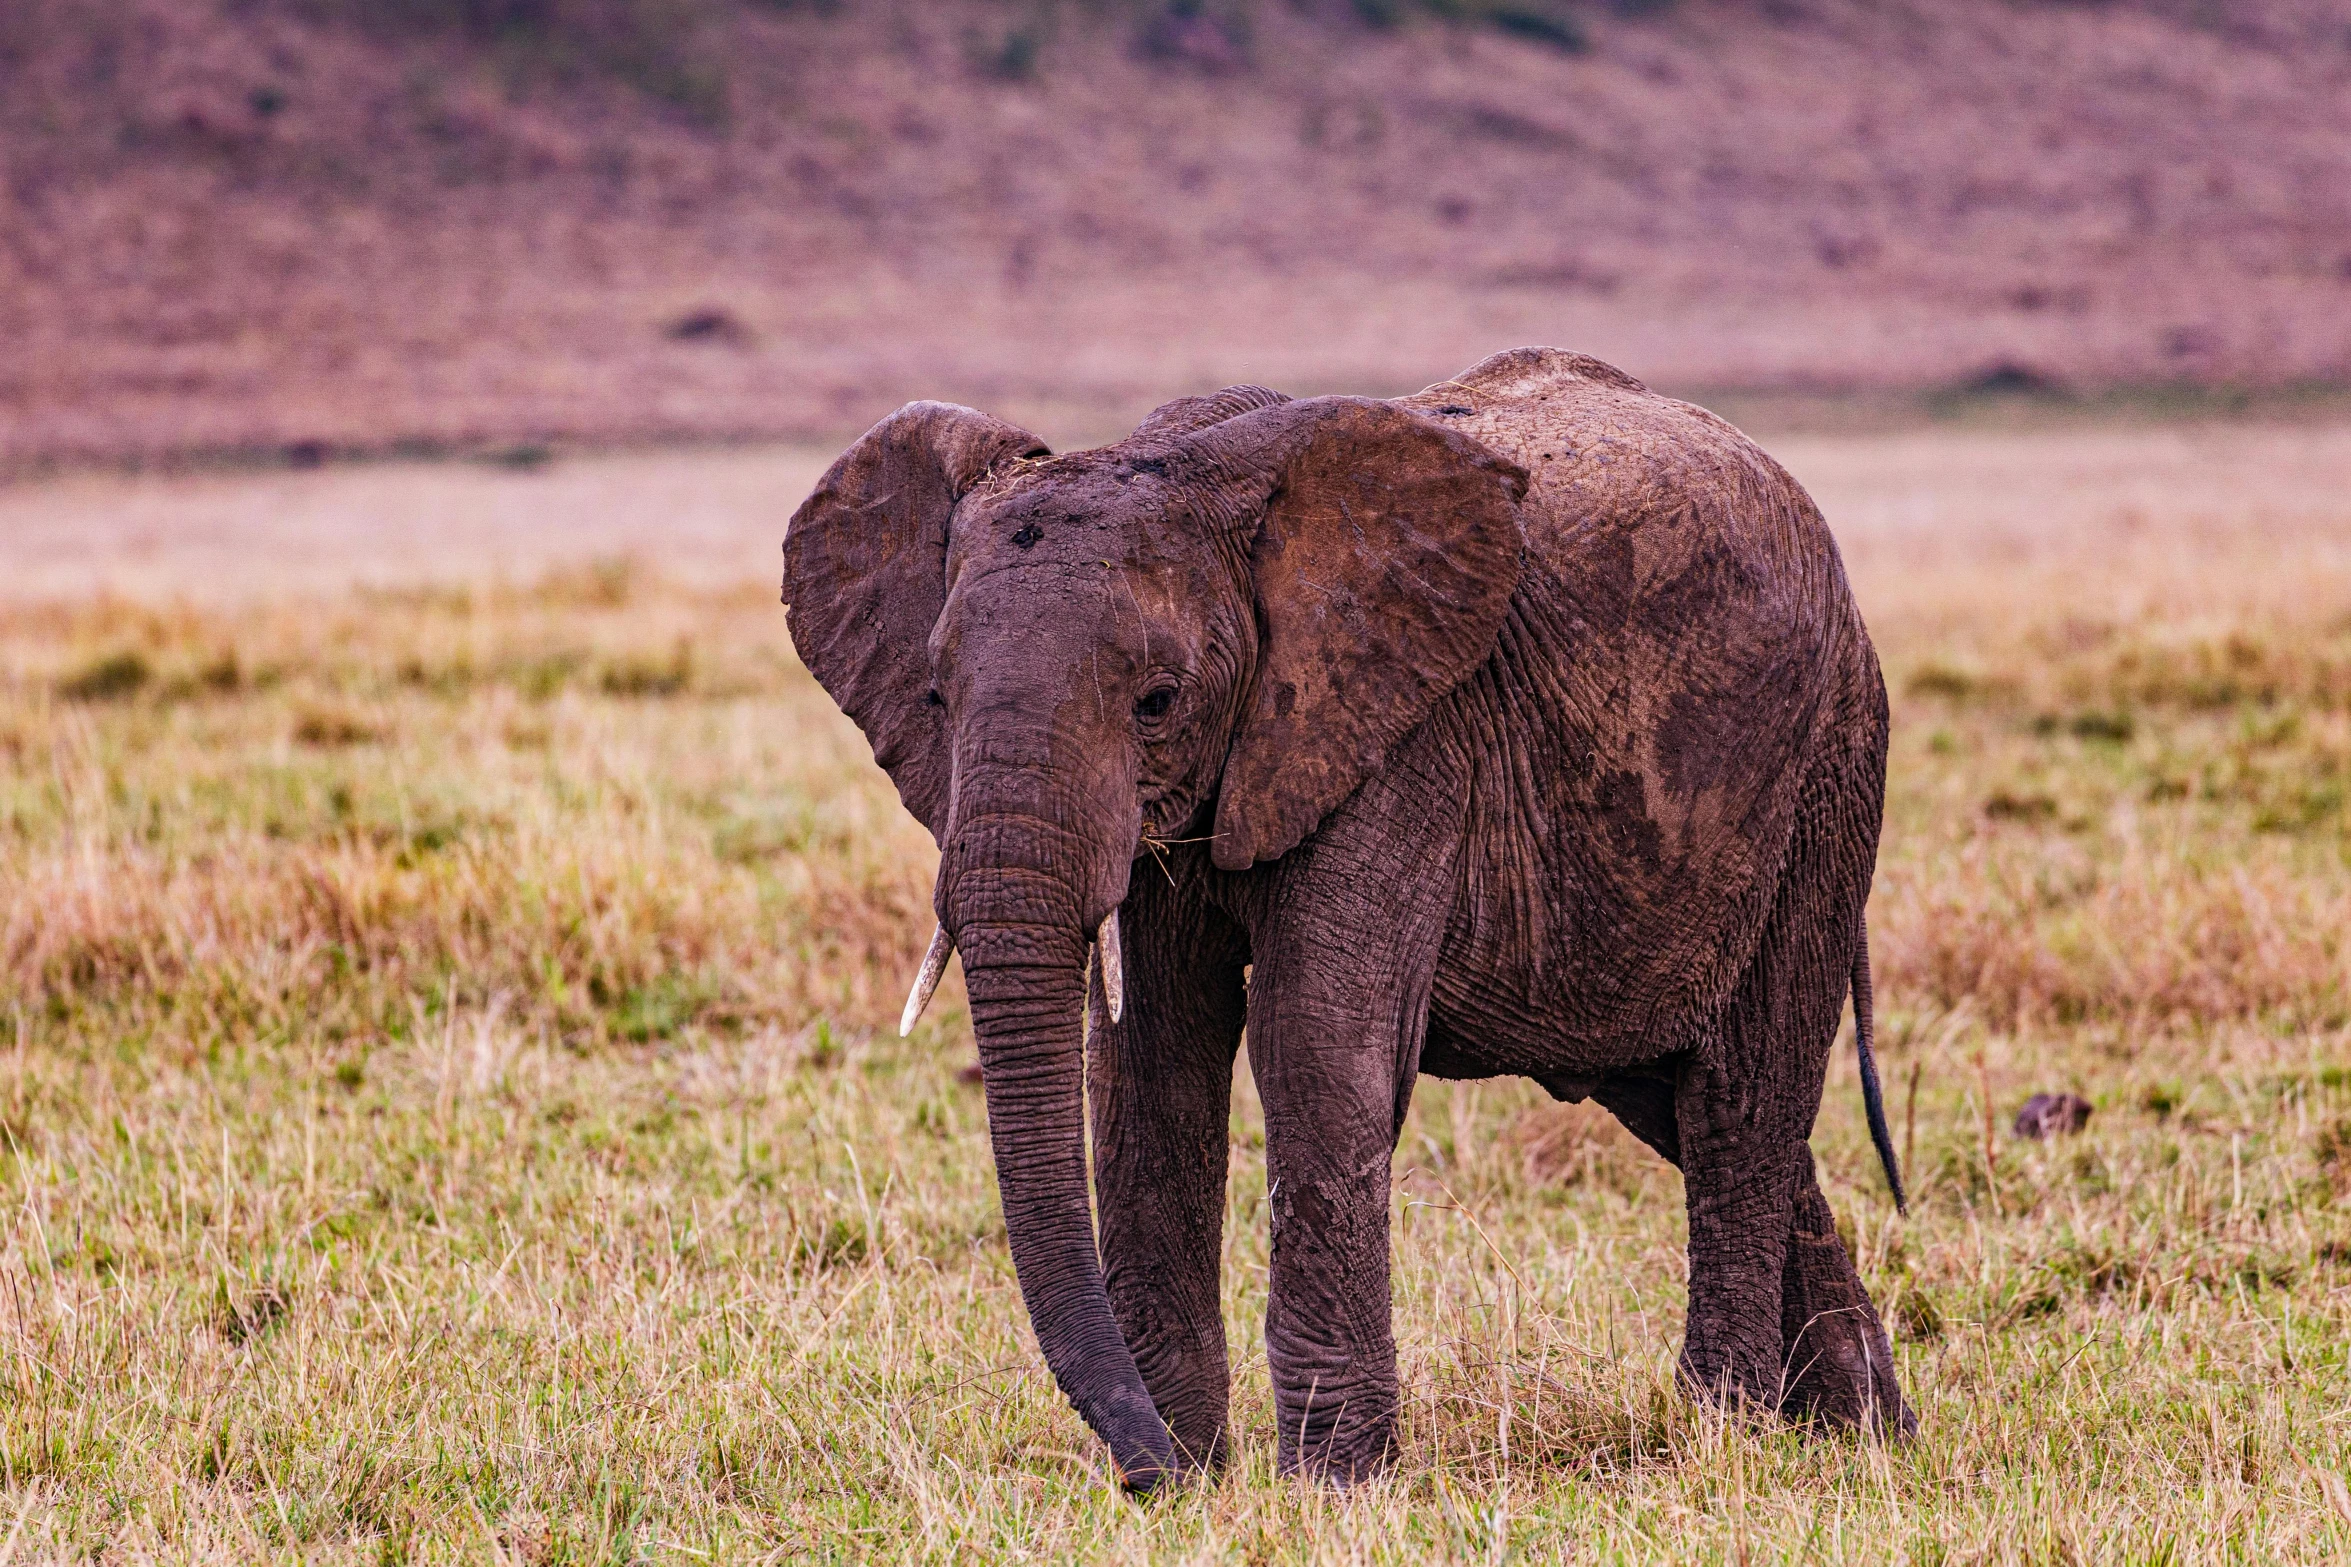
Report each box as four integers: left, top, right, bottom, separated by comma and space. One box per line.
939, 795, 1168, 1492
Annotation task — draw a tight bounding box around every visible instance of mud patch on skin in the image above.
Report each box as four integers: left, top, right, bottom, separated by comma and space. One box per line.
1638, 535, 1760, 645
1654, 641, 1812, 805
1595, 769, 1665, 875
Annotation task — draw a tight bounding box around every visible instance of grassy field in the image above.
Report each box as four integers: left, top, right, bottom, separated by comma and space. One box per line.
4, 420, 2351, 1561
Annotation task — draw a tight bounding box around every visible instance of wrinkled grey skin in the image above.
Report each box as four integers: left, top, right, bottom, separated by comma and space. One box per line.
782, 349, 1913, 1492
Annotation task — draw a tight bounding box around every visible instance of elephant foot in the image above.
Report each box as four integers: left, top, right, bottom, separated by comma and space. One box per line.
1675, 1334, 1788, 1421
1274, 1395, 1398, 1487
1170, 1423, 1230, 1479
1281, 1445, 1397, 1489
1676, 1241, 1794, 1416
1777, 1200, 1915, 1438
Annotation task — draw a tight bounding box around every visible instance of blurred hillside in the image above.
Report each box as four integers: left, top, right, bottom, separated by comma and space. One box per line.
4, 0, 2350, 470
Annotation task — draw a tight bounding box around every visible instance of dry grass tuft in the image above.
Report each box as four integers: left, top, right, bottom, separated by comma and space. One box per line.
0, 574, 941, 1058
1501, 1099, 1644, 1189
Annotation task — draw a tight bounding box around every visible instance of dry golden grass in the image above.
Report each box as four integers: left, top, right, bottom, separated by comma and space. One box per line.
1815, 424, 2351, 1032
2, 418, 2349, 1561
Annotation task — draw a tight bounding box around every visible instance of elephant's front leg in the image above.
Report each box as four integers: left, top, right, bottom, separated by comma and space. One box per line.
1087, 876, 1248, 1473
1244, 835, 1456, 1482
1249, 997, 1412, 1479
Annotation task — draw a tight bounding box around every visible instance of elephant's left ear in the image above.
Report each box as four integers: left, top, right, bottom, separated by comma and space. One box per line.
1184, 396, 1528, 871
782, 402, 1049, 837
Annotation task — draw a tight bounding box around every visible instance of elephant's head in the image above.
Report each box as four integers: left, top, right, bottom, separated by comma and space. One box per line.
781, 389, 1526, 1489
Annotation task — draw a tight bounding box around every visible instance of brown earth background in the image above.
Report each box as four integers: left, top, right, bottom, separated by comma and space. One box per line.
5, 0, 2351, 472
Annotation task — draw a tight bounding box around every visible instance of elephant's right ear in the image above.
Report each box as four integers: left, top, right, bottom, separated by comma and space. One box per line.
782, 401, 1049, 837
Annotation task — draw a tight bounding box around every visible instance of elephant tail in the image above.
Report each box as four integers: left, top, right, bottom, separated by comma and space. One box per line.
1853, 919, 1906, 1213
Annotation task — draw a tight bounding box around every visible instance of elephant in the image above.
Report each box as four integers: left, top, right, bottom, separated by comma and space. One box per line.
781, 347, 1913, 1492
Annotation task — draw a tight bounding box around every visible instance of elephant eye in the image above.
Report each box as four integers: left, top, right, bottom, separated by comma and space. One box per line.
1134, 685, 1177, 722
924, 688, 944, 707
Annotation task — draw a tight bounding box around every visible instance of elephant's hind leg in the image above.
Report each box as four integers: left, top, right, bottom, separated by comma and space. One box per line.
1780, 1160, 1914, 1435
1674, 747, 1912, 1433
1087, 871, 1249, 1473
1673, 1034, 1813, 1414
1596, 1064, 1907, 1431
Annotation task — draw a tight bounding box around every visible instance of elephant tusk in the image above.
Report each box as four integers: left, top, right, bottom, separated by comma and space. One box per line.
1097, 909, 1124, 1025
899, 924, 953, 1037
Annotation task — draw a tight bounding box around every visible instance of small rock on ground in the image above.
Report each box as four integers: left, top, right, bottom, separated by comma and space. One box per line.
2014, 1092, 2094, 1139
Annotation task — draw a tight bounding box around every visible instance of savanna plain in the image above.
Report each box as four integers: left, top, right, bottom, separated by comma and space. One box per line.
4, 411, 2351, 1563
